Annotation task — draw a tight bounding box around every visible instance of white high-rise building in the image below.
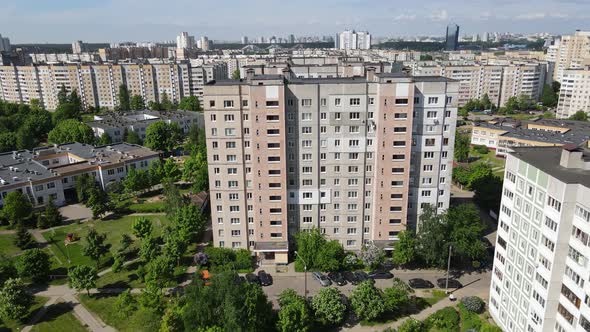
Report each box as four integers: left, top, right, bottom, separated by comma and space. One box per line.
71, 40, 86, 54
551, 31, 590, 83
199, 36, 210, 51
241, 36, 249, 44
336, 30, 371, 50
556, 66, 590, 119
176, 32, 195, 49
489, 145, 590, 332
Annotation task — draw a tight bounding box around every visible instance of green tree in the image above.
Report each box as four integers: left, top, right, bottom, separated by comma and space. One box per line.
160, 307, 184, 332
569, 110, 589, 121
123, 167, 150, 194
118, 234, 134, 255
0, 278, 33, 321
1, 191, 32, 224
0, 258, 17, 287
311, 287, 347, 326
14, 222, 35, 250
416, 204, 448, 267
396, 318, 425, 332
349, 280, 386, 321
83, 229, 111, 269
138, 280, 164, 313
114, 289, 137, 319
178, 96, 201, 112
481, 93, 493, 110
277, 289, 312, 332
473, 174, 503, 212
119, 84, 130, 111
132, 217, 153, 240
162, 179, 186, 217
144, 121, 182, 152
57, 85, 69, 106
42, 197, 64, 228
15, 127, 39, 150
130, 95, 146, 111
68, 265, 97, 296
75, 174, 96, 203
315, 240, 345, 271
15, 248, 51, 283
454, 131, 470, 162
53, 103, 81, 123
160, 92, 174, 111
295, 228, 326, 270
173, 204, 205, 241
541, 84, 558, 107
182, 151, 209, 192
86, 187, 111, 219
69, 90, 82, 111
98, 132, 112, 145
392, 230, 417, 266
163, 227, 188, 266
231, 69, 241, 80
0, 132, 16, 152
243, 283, 276, 331
124, 129, 142, 145
446, 204, 486, 261
148, 100, 163, 111
140, 237, 161, 262
383, 279, 411, 313
48, 119, 95, 144
145, 255, 174, 288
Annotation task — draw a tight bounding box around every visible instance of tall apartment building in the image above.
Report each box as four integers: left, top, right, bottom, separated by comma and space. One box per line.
489, 145, 590, 332
335, 30, 371, 50
446, 24, 460, 51
71, 41, 87, 54
412, 62, 547, 107
0, 62, 226, 110
176, 32, 195, 49
203, 69, 457, 264
0, 34, 11, 52
556, 66, 590, 119
552, 31, 590, 83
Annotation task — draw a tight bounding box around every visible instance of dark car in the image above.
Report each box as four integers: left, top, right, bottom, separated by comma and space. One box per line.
436, 278, 463, 289
245, 273, 260, 285
258, 270, 273, 286
408, 278, 434, 289
327, 272, 347, 286
369, 271, 394, 279
343, 271, 360, 285
354, 271, 369, 283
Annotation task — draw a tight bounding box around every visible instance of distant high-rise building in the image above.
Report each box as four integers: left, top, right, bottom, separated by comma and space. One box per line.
0, 34, 11, 52
241, 36, 249, 44
482, 32, 489, 43
176, 32, 195, 49
472, 34, 479, 42
551, 30, 590, 83
288, 34, 295, 44
336, 30, 371, 50
71, 40, 87, 54
445, 23, 460, 51
199, 36, 210, 51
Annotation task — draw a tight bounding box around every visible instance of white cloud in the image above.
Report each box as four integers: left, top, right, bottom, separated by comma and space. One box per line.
429, 9, 448, 21
514, 12, 547, 20
392, 13, 417, 21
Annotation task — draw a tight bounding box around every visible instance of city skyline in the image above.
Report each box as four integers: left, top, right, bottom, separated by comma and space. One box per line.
0, 0, 589, 43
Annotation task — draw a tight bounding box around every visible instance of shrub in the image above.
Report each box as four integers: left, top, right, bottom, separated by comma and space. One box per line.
473, 144, 489, 154
461, 296, 485, 313
426, 307, 459, 331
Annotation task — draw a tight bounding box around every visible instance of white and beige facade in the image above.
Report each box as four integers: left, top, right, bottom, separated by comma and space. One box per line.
203, 70, 457, 263
0, 62, 226, 111
556, 67, 590, 119
489, 145, 590, 332
550, 31, 590, 83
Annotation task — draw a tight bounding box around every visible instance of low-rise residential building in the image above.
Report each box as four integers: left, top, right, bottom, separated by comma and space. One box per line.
0, 143, 159, 208
471, 118, 590, 157
87, 110, 203, 142
489, 145, 590, 332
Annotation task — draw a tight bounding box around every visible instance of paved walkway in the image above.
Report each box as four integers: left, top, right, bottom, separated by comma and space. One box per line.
64, 294, 116, 332
21, 296, 60, 332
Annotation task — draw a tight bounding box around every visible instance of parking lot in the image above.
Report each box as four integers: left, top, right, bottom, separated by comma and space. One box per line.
255, 267, 491, 308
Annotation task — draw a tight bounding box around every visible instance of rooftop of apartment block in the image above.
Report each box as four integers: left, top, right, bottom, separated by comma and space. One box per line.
0, 142, 157, 187
510, 146, 590, 188
87, 110, 197, 130
473, 118, 590, 145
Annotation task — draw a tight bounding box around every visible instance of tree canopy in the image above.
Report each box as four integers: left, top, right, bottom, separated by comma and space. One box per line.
178, 96, 201, 112
48, 119, 95, 144
144, 121, 182, 151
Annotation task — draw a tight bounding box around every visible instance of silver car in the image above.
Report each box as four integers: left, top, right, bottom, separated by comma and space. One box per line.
312, 272, 332, 287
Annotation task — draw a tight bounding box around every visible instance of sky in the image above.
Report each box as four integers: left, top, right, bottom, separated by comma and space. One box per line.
0, 0, 589, 43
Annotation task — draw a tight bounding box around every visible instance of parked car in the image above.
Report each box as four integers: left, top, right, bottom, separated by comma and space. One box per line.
312, 272, 332, 287
436, 278, 463, 289
369, 271, 394, 279
408, 278, 434, 289
354, 271, 369, 283
343, 271, 360, 285
258, 270, 273, 286
327, 272, 347, 286
245, 273, 260, 285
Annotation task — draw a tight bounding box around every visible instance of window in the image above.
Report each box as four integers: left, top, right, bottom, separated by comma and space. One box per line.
424, 152, 434, 159
350, 98, 360, 106
225, 128, 236, 136
302, 127, 312, 134
427, 97, 438, 104
335, 98, 341, 106
349, 112, 360, 120
224, 114, 234, 121
395, 98, 408, 105
394, 127, 407, 133
209, 100, 215, 107
242, 100, 249, 107
548, 196, 562, 212
266, 100, 279, 107
301, 99, 312, 107
369, 97, 375, 105
320, 98, 327, 106
427, 111, 437, 118
421, 190, 431, 197
223, 100, 234, 108
394, 113, 407, 119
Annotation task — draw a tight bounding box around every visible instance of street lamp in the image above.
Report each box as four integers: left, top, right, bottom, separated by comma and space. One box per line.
294, 251, 307, 298
445, 245, 453, 294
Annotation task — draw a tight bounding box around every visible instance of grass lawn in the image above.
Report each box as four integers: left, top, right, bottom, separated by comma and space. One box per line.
0, 233, 21, 257
78, 294, 160, 332
0, 296, 49, 332
422, 289, 447, 306
469, 147, 506, 177
42, 215, 169, 271
30, 302, 87, 332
